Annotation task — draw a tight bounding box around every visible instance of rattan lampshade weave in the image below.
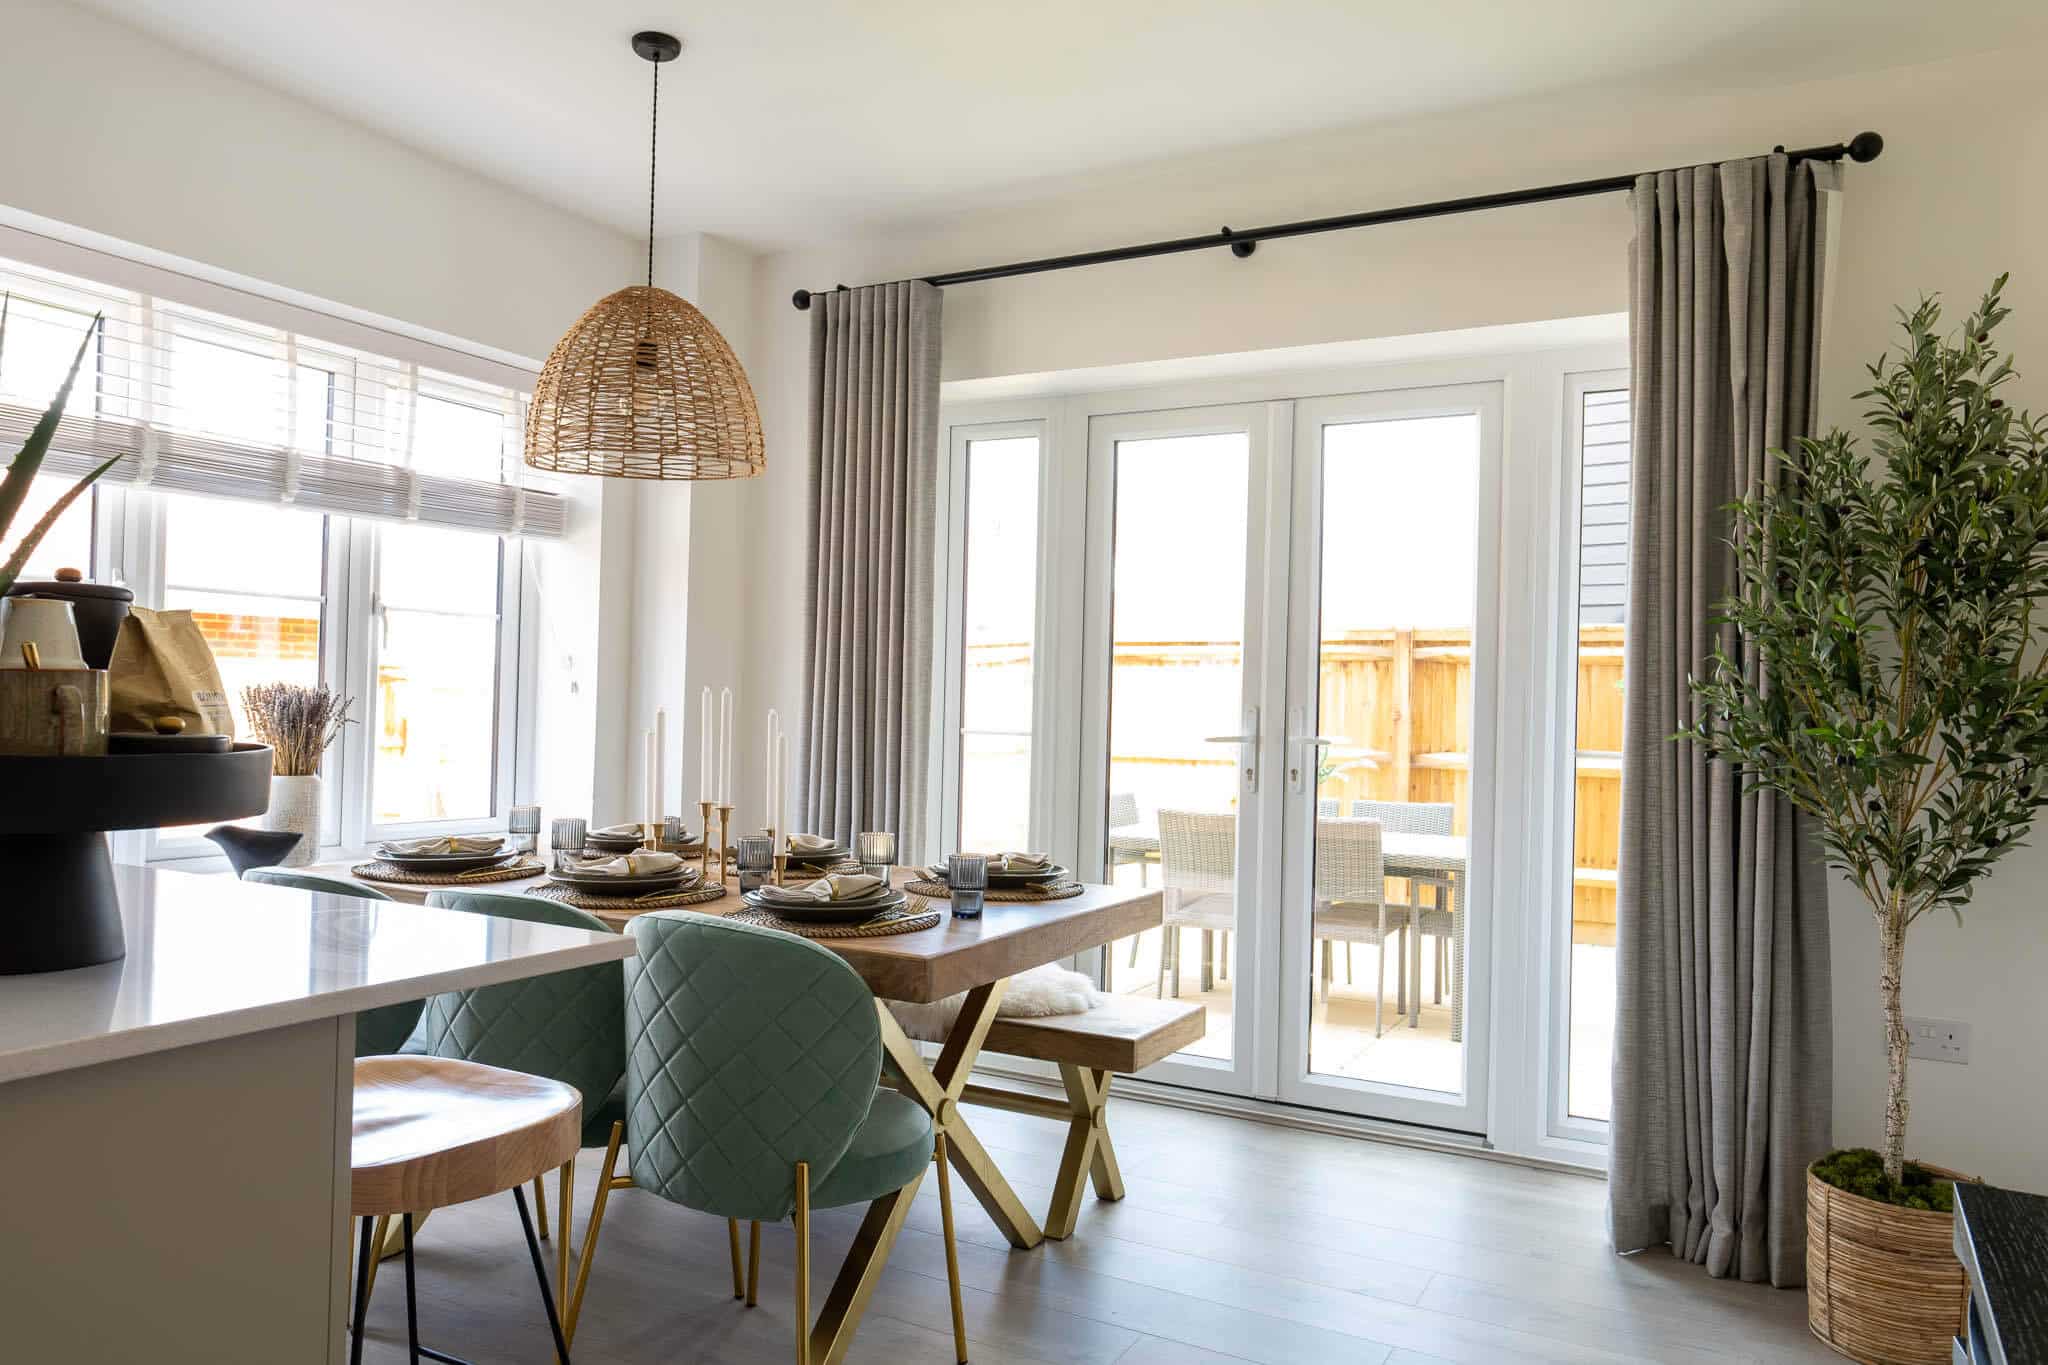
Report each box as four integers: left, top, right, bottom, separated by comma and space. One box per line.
524, 284, 765, 480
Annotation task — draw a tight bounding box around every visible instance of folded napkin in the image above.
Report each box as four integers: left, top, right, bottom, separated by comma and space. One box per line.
591, 823, 645, 838
786, 832, 839, 852
380, 835, 505, 856
573, 851, 687, 877
754, 872, 883, 905
992, 852, 1052, 872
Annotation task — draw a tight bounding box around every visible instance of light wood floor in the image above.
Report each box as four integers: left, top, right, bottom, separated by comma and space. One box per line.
353, 1088, 1834, 1364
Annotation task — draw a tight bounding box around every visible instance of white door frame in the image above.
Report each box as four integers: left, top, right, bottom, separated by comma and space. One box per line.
1275, 381, 1503, 1133
1078, 402, 1285, 1099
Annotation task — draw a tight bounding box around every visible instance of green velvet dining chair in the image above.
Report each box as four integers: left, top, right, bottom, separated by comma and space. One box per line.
237, 867, 420, 1057
582, 911, 969, 1365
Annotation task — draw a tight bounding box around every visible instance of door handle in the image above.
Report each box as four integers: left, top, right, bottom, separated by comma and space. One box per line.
1203, 706, 1259, 794
1284, 713, 1347, 793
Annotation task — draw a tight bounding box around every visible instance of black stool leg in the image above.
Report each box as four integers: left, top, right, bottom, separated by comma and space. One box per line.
403, 1212, 422, 1365
350, 1215, 375, 1365
514, 1184, 572, 1364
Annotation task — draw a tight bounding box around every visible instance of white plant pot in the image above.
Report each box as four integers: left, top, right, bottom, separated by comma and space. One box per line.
260, 773, 323, 867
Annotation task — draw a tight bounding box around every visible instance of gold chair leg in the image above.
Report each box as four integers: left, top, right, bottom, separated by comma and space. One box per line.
556, 1154, 576, 1308
794, 1161, 811, 1365
934, 1135, 968, 1364
563, 1121, 625, 1347
534, 1174, 549, 1240
747, 1220, 761, 1307
728, 1218, 745, 1299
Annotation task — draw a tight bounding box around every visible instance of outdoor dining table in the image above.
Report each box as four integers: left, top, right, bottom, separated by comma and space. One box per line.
1104, 824, 1468, 1036
302, 854, 1164, 1363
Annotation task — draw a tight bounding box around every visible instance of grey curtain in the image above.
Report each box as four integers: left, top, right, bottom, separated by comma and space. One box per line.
799, 281, 943, 858
1609, 154, 1836, 1287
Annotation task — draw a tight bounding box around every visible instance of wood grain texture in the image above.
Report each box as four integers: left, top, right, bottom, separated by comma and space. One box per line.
303, 860, 1165, 1005
351, 1055, 581, 1216
981, 997, 1205, 1073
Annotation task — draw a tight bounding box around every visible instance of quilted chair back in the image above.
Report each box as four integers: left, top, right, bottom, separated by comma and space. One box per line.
625, 912, 883, 1224
239, 866, 418, 1057
409, 891, 626, 1137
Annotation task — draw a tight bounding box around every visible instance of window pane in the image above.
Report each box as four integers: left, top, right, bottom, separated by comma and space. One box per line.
411, 392, 505, 481
372, 524, 501, 824
1309, 415, 1479, 1095
957, 436, 1039, 853
162, 495, 326, 739
1567, 387, 1628, 1123
0, 475, 95, 583
0, 297, 98, 416
1101, 431, 1250, 1063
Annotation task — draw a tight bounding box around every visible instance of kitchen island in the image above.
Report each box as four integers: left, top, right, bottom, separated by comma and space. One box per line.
0, 864, 633, 1364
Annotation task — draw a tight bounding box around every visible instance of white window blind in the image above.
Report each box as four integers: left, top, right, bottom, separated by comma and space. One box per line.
1578, 388, 1630, 624
0, 254, 562, 537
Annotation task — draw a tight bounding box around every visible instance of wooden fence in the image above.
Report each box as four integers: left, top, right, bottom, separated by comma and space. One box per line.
969, 624, 1624, 932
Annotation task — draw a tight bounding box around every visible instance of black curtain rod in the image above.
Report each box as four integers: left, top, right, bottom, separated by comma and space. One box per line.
791, 131, 1882, 310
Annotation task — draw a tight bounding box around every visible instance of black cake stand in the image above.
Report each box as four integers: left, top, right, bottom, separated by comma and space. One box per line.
0, 743, 273, 974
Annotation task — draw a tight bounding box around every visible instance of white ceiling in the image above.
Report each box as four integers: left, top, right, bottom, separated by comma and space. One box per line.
72, 0, 2048, 251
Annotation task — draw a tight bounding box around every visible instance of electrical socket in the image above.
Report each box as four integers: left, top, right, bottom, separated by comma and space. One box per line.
1905, 1016, 1970, 1064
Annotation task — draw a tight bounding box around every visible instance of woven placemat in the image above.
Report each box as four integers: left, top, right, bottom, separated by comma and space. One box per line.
351, 858, 545, 887
901, 878, 1085, 902
723, 904, 942, 939
525, 881, 729, 911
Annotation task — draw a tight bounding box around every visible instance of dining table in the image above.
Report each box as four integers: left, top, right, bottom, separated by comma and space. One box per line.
303, 850, 1165, 1365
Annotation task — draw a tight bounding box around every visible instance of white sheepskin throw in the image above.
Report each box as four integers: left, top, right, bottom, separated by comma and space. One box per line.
887, 962, 1102, 1043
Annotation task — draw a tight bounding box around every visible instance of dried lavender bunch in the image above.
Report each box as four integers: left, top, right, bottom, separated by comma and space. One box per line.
242, 682, 354, 777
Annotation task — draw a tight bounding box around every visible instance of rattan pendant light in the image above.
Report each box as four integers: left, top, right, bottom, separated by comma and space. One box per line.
524, 32, 764, 481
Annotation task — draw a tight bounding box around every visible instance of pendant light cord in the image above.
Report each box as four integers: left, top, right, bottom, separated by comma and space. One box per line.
647, 56, 659, 288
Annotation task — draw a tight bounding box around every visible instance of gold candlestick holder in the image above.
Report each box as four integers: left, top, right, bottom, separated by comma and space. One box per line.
715, 804, 735, 887
698, 800, 715, 880
772, 852, 789, 888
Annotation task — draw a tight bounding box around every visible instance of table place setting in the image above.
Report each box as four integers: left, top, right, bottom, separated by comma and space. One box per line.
350, 834, 544, 887
730, 869, 943, 938
905, 851, 1084, 904
529, 847, 728, 911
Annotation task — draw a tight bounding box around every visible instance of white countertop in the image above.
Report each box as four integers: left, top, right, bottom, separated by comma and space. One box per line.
0, 865, 634, 1084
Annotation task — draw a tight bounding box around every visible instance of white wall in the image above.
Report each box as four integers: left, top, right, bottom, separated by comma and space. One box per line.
723, 43, 2048, 1187
0, 0, 643, 826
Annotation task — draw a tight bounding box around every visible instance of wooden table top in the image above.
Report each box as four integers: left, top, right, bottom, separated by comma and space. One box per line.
299, 857, 1163, 1004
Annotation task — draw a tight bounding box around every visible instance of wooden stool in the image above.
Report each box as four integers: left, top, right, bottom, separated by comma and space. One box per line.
348, 1056, 582, 1365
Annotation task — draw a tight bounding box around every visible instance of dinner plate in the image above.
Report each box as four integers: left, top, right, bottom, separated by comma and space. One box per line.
583, 831, 646, 852
376, 849, 514, 873
784, 842, 848, 865
550, 865, 698, 893
741, 887, 906, 923
926, 862, 1066, 886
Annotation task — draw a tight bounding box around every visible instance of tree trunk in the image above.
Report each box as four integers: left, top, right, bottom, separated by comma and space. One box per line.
1879, 897, 1910, 1185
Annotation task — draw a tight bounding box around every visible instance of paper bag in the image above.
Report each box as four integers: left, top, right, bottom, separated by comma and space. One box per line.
108, 607, 234, 736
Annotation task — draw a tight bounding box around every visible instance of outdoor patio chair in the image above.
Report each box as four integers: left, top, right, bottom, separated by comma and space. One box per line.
1312, 817, 1409, 1036
1155, 809, 1239, 997
1351, 800, 1456, 1003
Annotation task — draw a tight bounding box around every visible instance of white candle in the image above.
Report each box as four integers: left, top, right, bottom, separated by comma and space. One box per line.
643, 729, 656, 829
653, 707, 667, 820
776, 730, 790, 834
698, 687, 712, 802
718, 687, 734, 806
764, 709, 780, 827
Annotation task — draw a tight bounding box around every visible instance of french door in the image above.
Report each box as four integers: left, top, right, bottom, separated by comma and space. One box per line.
1080, 385, 1501, 1131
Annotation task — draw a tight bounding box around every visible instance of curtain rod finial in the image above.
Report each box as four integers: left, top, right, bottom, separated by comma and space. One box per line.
791, 289, 812, 311
1848, 131, 1884, 163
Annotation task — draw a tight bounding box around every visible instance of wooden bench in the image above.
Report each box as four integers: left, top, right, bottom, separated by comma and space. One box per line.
958, 995, 1205, 1239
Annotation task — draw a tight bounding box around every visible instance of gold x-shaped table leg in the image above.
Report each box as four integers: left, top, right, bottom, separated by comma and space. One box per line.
805, 980, 1037, 1365
1044, 1064, 1125, 1239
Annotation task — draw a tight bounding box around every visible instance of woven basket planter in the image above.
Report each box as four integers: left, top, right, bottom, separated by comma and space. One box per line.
1805, 1162, 1972, 1363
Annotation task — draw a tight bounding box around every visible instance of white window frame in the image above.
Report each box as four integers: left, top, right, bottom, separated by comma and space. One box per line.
936, 418, 1051, 858
937, 327, 1628, 1169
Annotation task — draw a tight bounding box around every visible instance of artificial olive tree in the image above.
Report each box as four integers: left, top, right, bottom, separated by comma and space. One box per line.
1687, 276, 2048, 1191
